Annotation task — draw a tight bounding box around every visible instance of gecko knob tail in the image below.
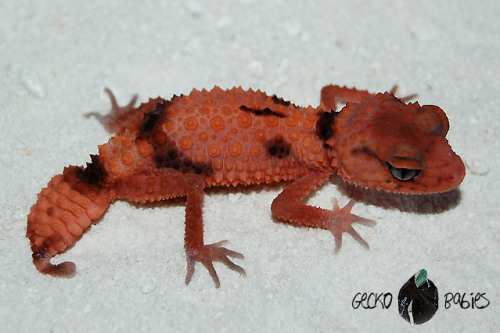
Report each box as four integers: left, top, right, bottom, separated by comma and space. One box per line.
27, 165, 112, 278
33, 251, 76, 278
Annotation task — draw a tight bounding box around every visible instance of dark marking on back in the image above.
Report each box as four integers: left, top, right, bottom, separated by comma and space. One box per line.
76, 154, 106, 185
315, 111, 338, 142
271, 94, 295, 107
240, 105, 286, 118
266, 136, 291, 159
46, 207, 54, 216
140, 101, 170, 134
154, 144, 213, 175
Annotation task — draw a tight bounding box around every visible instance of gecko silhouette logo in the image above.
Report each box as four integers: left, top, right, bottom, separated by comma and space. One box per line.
398, 269, 439, 324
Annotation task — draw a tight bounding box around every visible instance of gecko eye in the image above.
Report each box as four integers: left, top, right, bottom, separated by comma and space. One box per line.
387, 162, 422, 181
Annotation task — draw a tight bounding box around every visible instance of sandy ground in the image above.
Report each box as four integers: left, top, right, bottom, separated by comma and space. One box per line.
1, 1, 498, 332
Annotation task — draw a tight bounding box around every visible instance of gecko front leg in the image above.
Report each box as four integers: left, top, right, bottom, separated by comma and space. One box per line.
271, 171, 375, 253
320, 84, 417, 110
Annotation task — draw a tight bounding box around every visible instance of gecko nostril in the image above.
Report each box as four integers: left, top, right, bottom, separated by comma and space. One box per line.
446, 175, 456, 181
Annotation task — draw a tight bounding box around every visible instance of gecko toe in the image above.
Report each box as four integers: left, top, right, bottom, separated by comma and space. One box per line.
201, 260, 221, 288
346, 226, 370, 250
185, 257, 196, 286
333, 233, 343, 255
220, 256, 246, 276
185, 241, 245, 287
352, 214, 376, 228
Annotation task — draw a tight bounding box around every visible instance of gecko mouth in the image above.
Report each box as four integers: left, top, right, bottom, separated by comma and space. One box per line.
387, 162, 422, 181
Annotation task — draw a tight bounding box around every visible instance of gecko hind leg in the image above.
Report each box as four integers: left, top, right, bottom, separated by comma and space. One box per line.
84, 88, 139, 134
388, 85, 418, 102
115, 172, 245, 288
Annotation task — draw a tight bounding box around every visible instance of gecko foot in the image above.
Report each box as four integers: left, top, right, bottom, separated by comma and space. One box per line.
389, 85, 418, 102
185, 240, 246, 288
326, 199, 376, 254
84, 88, 139, 134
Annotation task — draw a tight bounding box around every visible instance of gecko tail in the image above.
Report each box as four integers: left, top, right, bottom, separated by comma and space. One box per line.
32, 251, 76, 278
26, 165, 112, 277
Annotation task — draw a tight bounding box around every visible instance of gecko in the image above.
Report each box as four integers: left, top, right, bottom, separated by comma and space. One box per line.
26, 84, 465, 287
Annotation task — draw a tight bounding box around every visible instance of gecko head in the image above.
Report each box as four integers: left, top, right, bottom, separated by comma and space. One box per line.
332, 93, 465, 194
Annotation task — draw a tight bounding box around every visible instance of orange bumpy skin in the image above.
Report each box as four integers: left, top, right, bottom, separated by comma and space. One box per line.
27, 85, 465, 287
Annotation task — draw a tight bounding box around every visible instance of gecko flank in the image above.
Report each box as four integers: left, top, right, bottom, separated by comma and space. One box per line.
26, 85, 465, 287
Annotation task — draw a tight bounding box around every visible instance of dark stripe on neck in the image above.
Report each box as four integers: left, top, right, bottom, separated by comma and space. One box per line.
239, 105, 286, 118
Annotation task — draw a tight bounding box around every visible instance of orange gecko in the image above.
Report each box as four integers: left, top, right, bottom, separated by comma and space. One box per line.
26, 85, 465, 287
